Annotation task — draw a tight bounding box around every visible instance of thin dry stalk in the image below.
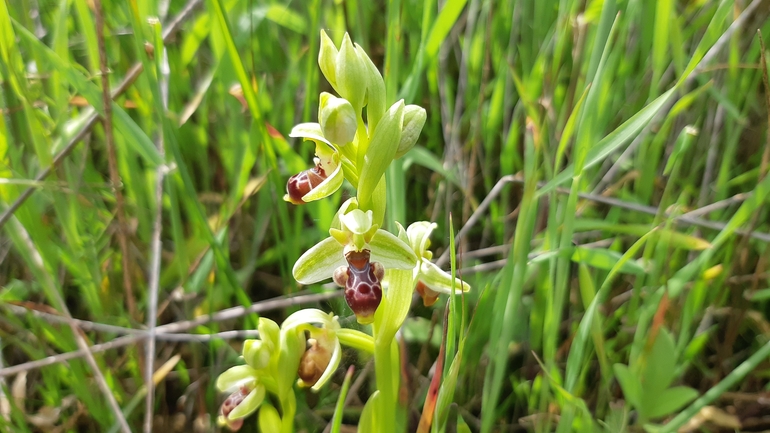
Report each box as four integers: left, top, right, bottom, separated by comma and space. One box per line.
94, 0, 136, 321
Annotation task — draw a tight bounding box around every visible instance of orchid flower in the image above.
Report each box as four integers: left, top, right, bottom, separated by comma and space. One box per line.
293, 202, 418, 323
397, 221, 471, 306
216, 366, 266, 431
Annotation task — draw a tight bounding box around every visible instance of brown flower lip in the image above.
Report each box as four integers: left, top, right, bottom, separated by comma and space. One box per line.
334, 249, 385, 323
286, 164, 327, 204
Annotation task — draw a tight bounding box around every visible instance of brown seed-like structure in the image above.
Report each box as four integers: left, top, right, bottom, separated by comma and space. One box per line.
286, 164, 327, 204
333, 249, 384, 324
297, 338, 332, 387
220, 385, 251, 431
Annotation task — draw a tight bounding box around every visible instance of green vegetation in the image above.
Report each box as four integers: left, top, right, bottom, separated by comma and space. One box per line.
2, 0, 770, 432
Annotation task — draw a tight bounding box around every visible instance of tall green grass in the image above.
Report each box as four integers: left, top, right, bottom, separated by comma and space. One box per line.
1, 0, 770, 431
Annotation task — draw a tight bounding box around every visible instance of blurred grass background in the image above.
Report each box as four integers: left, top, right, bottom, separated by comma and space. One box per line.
2, 0, 770, 431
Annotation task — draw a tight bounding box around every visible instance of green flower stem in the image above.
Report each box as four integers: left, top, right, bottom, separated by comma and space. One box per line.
355, 115, 370, 171
279, 389, 297, 433
372, 325, 399, 433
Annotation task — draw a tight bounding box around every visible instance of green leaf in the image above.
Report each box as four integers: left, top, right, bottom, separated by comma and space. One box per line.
613, 364, 641, 409
571, 247, 645, 275
12, 19, 163, 166
644, 386, 698, 420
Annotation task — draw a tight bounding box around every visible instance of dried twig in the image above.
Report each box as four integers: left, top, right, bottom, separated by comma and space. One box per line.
0, 291, 343, 378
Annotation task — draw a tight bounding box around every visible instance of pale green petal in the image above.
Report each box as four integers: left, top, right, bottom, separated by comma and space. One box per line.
216, 365, 258, 393
292, 237, 346, 285
339, 209, 374, 235
406, 221, 437, 258
289, 122, 332, 147
369, 229, 418, 270
282, 308, 338, 332
395, 222, 409, 245
419, 258, 471, 294
228, 385, 266, 420
311, 337, 341, 392
301, 158, 343, 202
331, 198, 359, 230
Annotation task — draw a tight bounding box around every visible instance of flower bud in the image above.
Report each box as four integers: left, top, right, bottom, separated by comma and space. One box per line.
297, 338, 333, 387
257, 318, 280, 352
394, 104, 427, 159
319, 93, 357, 145
335, 33, 367, 110
318, 30, 339, 89
242, 340, 271, 370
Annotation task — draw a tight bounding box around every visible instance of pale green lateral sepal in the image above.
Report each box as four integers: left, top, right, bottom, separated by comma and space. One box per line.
419, 258, 471, 294
293, 237, 346, 284
216, 365, 259, 392
228, 385, 266, 420
358, 100, 404, 209
369, 229, 419, 270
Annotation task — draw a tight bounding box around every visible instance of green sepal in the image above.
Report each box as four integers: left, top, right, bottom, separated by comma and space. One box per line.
369, 229, 419, 270
418, 258, 471, 294
301, 155, 344, 202
292, 237, 346, 285
243, 340, 271, 370
258, 317, 280, 352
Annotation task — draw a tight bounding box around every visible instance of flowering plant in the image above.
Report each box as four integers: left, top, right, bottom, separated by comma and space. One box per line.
216, 31, 470, 432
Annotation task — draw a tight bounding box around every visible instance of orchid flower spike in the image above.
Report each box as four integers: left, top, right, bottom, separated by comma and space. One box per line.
397, 221, 471, 306
293, 201, 418, 323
